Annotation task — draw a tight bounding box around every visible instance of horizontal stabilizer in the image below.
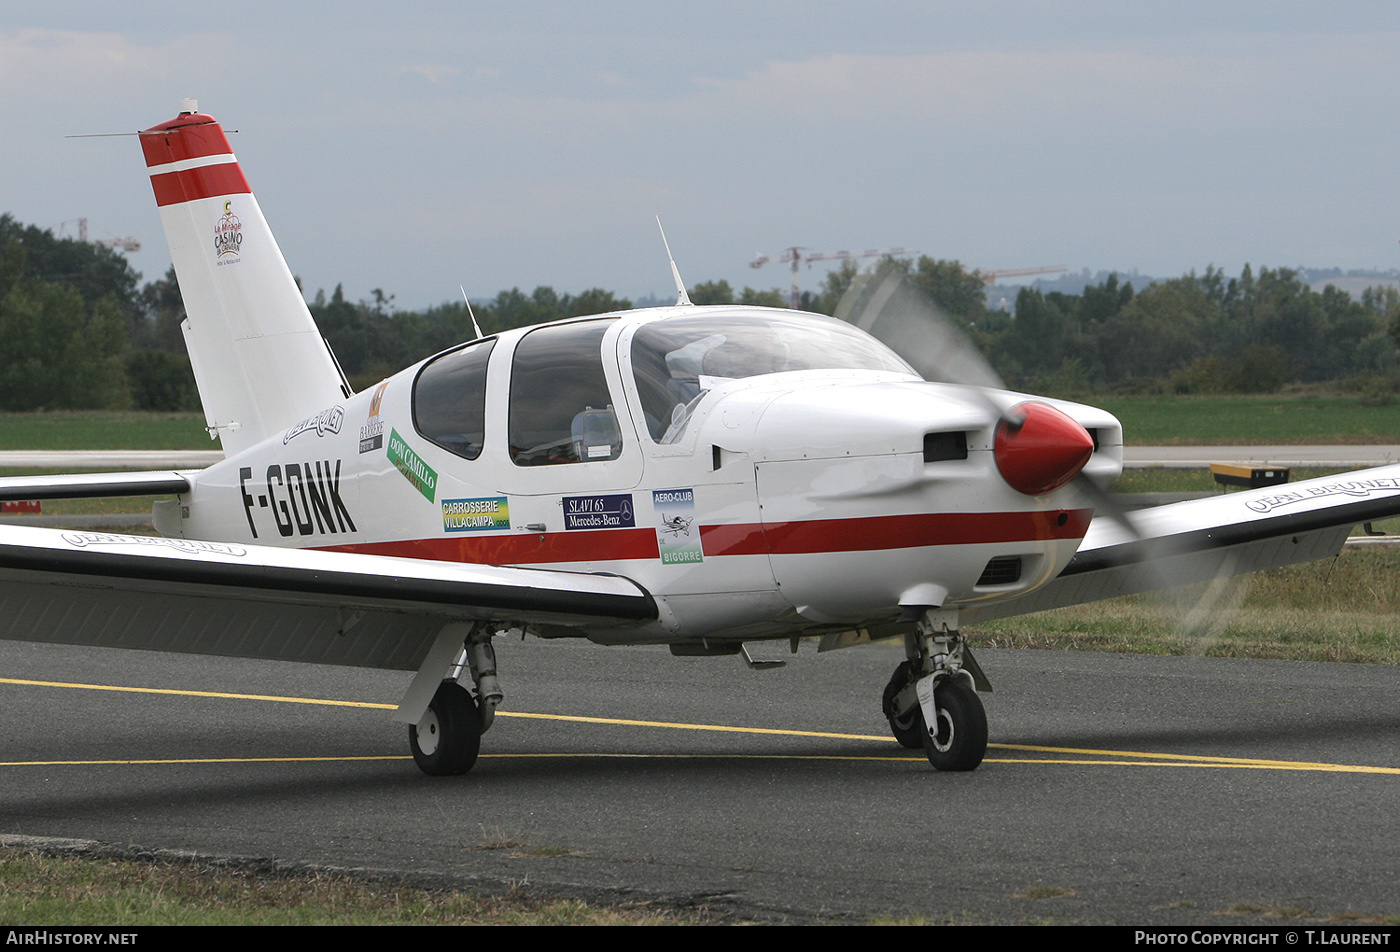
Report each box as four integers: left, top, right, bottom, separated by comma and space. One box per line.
0, 471, 191, 502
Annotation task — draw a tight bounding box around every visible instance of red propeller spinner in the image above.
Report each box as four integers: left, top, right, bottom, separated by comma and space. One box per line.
993, 402, 1095, 496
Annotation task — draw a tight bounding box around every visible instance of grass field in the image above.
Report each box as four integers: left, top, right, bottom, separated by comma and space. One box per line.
0, 847, 688, 926
0, 394, 1398, 451
973, 546, 1400, 664
0, 412, 215, 451
1096, 393, 1400, 444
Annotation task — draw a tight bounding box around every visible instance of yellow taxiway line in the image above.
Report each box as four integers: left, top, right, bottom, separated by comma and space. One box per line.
0, 677, 395, 710
1, 676, 1396, 775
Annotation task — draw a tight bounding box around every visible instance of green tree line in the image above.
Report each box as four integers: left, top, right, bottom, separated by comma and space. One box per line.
3, 212, 1398, 411
994, 266, 1400, 396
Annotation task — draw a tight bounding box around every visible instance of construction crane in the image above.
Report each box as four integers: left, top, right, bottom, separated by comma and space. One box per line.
978, 265, 1066, 286
80, 219, 140, 252
750, 246, 917, 309
55, 218, 141, 253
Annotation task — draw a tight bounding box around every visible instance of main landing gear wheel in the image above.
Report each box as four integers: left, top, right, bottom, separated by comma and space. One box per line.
922, 678, 988, 772
883, 662, 924, 749
409, 681, 481, 776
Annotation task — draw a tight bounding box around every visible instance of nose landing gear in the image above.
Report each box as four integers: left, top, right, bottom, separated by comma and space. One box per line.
881, 609, 989, 771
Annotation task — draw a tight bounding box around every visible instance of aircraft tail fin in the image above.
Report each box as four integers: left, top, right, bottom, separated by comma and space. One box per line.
141, 102, 350, 456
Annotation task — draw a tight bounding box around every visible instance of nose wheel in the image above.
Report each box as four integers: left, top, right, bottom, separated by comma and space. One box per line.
919, 677, 987, 771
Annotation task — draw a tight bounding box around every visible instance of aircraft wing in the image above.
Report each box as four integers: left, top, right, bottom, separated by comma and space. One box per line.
0, 523, 656, 671
961, 462, 1400, 623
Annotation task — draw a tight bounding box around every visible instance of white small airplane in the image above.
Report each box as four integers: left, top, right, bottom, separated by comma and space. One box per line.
3, 101, 1400, 775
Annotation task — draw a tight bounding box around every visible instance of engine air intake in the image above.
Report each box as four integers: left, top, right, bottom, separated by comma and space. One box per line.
924, 430, 968, 463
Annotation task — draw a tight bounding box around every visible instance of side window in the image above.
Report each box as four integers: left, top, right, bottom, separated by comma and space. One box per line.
509, 319, 622, 466
413, 338, 496, 460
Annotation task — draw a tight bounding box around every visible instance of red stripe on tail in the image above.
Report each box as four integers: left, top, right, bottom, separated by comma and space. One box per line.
149, 164, 251, 207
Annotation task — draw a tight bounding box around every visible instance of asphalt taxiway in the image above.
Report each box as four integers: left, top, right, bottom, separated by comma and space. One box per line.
0, 637, 1396, 924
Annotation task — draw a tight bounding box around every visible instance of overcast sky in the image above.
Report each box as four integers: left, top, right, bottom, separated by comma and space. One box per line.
4, 2, 1400, 310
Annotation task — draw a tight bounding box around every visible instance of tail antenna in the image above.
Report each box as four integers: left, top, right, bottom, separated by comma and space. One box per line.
459, 286, 485, 340
656, 217, 692, 306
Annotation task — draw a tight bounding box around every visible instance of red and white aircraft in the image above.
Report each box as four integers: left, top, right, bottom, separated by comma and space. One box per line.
3, 103, 1399, 774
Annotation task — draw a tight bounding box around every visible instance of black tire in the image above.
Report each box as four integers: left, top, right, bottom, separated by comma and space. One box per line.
408, 682, 481, 776
921, 677, 988, 771
882, 661, 924, 749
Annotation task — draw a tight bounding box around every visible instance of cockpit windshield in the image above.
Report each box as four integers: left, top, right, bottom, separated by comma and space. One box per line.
630, 311, 915, 441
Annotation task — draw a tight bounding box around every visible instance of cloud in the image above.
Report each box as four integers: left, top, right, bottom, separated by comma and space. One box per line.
401, 63, 461, 86
595, 70, 633, 88
0, 29, 168, 93
10, 18, 1400, 303
329, 31, 1400, 163
684, 47, 1274, 129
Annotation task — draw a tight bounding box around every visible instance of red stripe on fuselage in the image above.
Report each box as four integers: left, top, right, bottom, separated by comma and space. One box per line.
721, 508, 1094, 556
149, 163, 252, 207
319, 509, 1092, 565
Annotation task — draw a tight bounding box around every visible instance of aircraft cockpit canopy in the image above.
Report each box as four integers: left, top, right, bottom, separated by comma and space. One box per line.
630, 311, 914, 441
413, 311, 915, 466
